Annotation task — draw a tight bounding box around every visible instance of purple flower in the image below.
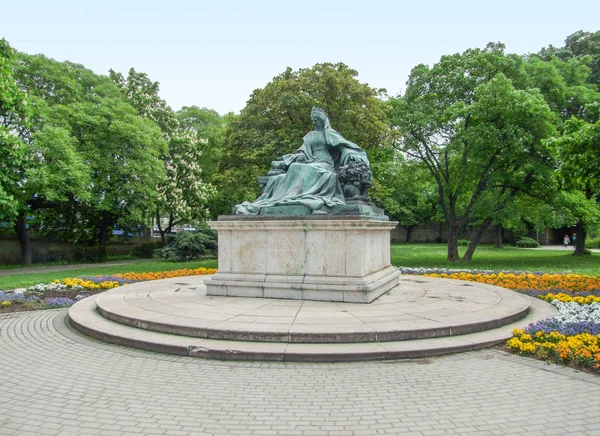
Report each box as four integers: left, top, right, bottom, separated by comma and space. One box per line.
0, 291, 41, 304
45, 297, 75, 308
525, 318, 600, 336
517, 289, 600, 298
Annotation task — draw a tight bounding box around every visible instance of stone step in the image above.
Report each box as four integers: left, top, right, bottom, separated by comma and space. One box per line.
90, 275, 533, 344
68, 294, 556, 362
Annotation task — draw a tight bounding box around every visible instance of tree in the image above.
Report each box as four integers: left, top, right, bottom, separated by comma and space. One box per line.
176, 106, 227, 219
0, 39, 29, 223
372, 156, 439, 242
539, 30, 600, 89
12, 54, 166, 260
2, 47, 93, 264
546, 108, 600, 254
218, 63, 391, 209
391, 44, 557, 262
110, 69, 215, 243
535, 31, 600, 254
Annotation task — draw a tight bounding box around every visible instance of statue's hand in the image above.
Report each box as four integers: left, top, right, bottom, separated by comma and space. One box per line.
271, 160, 286, 170
268, 160, 287, 175
295, 154, 307, 163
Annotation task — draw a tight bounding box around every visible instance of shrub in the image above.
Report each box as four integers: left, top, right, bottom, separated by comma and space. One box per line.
585, 237, 600, 249
515, 237, 539, 248
154, 229, 217, 261
39, 248, 72, 263
457, 239, 470, 247
130, 241, 164, 258
72, 246, 108, 262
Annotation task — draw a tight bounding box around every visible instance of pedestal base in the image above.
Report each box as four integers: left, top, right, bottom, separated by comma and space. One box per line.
206, 265, 400, 303
204, 217, 399, 303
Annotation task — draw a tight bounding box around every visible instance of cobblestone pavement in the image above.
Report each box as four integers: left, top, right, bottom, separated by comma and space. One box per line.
1, 310, 600, 436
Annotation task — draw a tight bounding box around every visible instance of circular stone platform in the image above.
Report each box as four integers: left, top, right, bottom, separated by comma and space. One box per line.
68, 274, 556, 362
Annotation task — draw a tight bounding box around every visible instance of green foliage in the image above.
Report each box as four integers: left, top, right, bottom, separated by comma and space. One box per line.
154, 229, 217, 261
515, 237, 540, 248
585, 237, 600, 249
539, 30, 600, 90
218, 62, 391, 209
36, 245, 109, 263
548, 108, 600, 196
391, 43, 558, 261
371, 157, 440, 230
12, 55, 168, 249
71, 246, 108, 263
39, 248, 72, 264
110, 69, 216, 229
0, 39, 30, 221
130, 241, 165, 259
457, 239, 470, 247
176, 106, 226, 184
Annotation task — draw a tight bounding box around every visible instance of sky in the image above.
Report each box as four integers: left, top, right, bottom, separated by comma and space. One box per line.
3, 0, 600, 115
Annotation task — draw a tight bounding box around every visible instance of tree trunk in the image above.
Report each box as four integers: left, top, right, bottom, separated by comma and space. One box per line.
462, 217, 493, 262
494, 224, 503, 248
98, 220, 110, 248
447, 222, 460, 262
96, 213, 114, 261
404, 225, 414, 243
157, 213, 176, 246
14, 212, 32, 266
156, 208, 167, 245
574, 220, 586, 255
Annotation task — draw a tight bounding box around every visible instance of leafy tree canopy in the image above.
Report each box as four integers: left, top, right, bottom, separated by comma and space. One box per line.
109, 69, 216, 241
539, 30, 600, 89
0, 39, 29, 221
13, 54, 167, 251
391, 43, 558, 261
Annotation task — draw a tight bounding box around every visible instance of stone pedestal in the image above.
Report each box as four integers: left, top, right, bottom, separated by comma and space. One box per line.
204, 216, 400, 303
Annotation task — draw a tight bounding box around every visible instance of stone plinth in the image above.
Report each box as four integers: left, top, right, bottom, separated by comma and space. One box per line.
204, 216, 400, 303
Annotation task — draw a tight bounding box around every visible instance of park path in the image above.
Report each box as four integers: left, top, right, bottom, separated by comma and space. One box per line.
527, 245, 600, 253
1, 309, 599, 436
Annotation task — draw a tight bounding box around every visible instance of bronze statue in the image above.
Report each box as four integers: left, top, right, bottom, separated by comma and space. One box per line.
234, 108, 373, 215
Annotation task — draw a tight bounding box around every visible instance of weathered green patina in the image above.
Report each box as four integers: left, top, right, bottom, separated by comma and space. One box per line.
234, 108, 384, 218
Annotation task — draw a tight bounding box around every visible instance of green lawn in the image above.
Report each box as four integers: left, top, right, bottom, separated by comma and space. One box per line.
1, 243, 599, 291
391, 243, 600, 275
0, 258, 217, 290
0, 254, 134, 271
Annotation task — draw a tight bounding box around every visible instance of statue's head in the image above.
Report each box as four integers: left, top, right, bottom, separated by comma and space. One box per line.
311, 107, 328, 130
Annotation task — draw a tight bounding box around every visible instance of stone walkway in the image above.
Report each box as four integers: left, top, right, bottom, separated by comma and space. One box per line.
526, 245, 600, 253
1, 309, 599, 436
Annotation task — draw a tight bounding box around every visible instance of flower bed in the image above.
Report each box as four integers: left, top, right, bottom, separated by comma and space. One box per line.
420, 271, 600, 293
0, 267, 217, 313
403, 267, 600, 373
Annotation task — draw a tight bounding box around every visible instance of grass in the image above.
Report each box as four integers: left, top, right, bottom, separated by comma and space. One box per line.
391, 243, 600, 275
0, 254, 135, 271
0, 258, 217, 290
1, 243, 599, 291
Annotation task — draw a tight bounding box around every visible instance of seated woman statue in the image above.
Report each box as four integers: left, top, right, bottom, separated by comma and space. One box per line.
234, 107, 369, 215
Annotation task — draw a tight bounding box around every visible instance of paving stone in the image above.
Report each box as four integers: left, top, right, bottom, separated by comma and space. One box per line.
1, 310, 600, 435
